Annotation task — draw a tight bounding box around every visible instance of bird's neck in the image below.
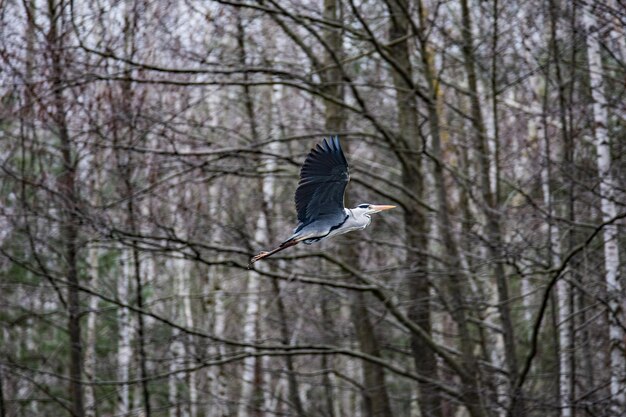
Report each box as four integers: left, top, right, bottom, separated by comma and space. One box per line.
347, 208, 371, 228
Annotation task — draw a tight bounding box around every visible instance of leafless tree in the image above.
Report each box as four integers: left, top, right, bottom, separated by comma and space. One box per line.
0, 1, 624, 416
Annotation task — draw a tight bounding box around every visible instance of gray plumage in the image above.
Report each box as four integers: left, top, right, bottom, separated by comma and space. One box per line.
250, 136, 395, 266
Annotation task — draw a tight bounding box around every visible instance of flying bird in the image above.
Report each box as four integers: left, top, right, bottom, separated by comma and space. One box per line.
249, 136, 395, 266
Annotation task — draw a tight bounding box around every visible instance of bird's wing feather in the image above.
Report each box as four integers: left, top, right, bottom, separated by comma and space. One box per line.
295, 136, 349, 225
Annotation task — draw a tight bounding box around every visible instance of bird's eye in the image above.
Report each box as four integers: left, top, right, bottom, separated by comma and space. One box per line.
358, 204, 369, 209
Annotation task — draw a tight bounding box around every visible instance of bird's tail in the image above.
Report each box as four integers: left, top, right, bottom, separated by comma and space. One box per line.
248, 238, 301, 268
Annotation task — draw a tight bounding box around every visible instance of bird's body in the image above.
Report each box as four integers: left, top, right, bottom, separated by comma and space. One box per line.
249, 137, 395, 265
293, 207, 369, 244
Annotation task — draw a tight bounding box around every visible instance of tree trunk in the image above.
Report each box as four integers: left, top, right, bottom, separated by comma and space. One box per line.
47, 1, 85, 415
322, 0, 345, 136
320, 1, 395, 415
583, 6, 626, 415
169, 194, 198, 417
414, 2, 486, 416
181, 264, 198, 417
539, 94, 570, 417
125, 122, 151, 417
547, 2, 575, 414
239, 261, 264, 417
117, 254, 134, 416
169, 323, 184, 417
321, 1, 342, 415
116, 4, 151, 412
458, 1, 522, 415
321, 2, 365, 417
270, 277, 306, 416
350, 292, 394, 417
206, 182, 229, 417
84, 146, 104, 417
84, 246, 99, 417
169, 254, 196, 417
237, 12, 268, 417
386, 1, 441, 416
321, 297, 339, 417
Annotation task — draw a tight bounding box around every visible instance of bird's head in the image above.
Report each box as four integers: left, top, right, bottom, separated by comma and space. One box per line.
353, 203, 396, 217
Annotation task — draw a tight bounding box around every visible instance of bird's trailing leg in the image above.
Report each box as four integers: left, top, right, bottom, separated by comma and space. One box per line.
249, 238, 302, 267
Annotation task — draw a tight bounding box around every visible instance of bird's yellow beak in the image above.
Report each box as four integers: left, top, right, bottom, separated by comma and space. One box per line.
370, 204, 396, 213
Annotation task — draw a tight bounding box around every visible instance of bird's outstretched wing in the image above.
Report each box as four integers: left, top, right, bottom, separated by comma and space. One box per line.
295, 136, 350, 225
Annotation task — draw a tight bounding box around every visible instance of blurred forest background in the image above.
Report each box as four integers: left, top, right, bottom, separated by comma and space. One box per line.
1, 0, 625, 416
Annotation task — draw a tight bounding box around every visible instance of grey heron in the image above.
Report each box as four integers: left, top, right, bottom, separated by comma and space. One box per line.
249, 136, 395, 266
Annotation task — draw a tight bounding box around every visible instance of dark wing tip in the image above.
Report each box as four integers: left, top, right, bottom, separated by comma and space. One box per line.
294, 136, 350, 223
329, 135, 348, 167
322, 137, 332, 153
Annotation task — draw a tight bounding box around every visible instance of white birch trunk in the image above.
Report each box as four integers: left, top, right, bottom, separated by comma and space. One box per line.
172, 256, 195, 417
169, 326, 179, 417
481, 245, 507, 417
169, 325, 185, 417
214, 286, 229, 414
237, 267, 261, 417
181, 267, 198, 417
584, 7, 626, 414
84, 246, 99, 417
83, 129, 105, 417
539, 121, 571, 417
337, 300, 359, 417
166, 181, 195, 417
481, 96, 510, 417
522, 16, 574, 413
206, 182, 229, 417
117, 254, 133, 416
238, 140, 277, 417
209, 281, 229, 417
521, 118, 541, 326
